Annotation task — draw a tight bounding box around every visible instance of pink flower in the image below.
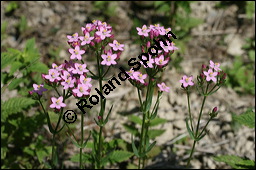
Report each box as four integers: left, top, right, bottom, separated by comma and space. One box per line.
32, 83, 48, 95
160, 41, 173, 52
155, 55, 169, 66
72, 83, 90, 97
67, 33, 79, 42
80, 32, 94, 45
69, 46, 85, 60
95, 26, 111, 40
126, 68, 135, 79
50, 96, 66, 109
133, 72, 147, 84
61, 77, 76, 90
61, 70, 72, 80
52, 63, 63, 72
82, 23, 95, 33
109, 40, 124, 51
72, 63, 89, 75
140, 54, 154, 68
179, 75, 194, 88
79, 75, 92, 87
136, 25, 150, 37
209, 60, 221, 71
45, 69, 62, 82
203, 69, 218, 83
157, 82, 170, 92
101, 52, 117, 66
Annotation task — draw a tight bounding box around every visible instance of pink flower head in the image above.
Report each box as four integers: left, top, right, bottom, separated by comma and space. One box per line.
67, 33, 79, 42
80, 32, 94, 46
203, 69, 218, 83
95, 26, 111, 40
160, 41, 173, 52
52, 63, 63, 72
157, 82, 170, 92
61, 77, 76, 90
61, 70, 72, 80
179, 75, 194, 88
109, 40, 124, 51
101, 52, 117, 66
45, 69, 62, 82
140, 54, 154, 68
82, 23, 95, 33
79, 75, 92, 87
209, 60, 221, 71
155, 55, 169, 66
69, 46, 85, 60
136, 25, 150, 37
126, 68, 135, 79
133, 72, 147, 84
72, 63, 89, 75
72, 83, 90, 97
32, 83, 48, 95
50, 96, 66, 109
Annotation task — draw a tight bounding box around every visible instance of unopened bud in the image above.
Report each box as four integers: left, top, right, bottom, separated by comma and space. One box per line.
98, 116, 102, 120
213, 107, 218, 113
202, 64, 206, 69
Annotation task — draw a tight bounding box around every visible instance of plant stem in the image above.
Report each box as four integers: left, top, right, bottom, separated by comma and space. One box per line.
138, 111, 146, 169
80, 111, 84, 169
186, 140, 196, 167
96, 51, 104, 169
186, 90, 194, 132
186, 84, 209, 167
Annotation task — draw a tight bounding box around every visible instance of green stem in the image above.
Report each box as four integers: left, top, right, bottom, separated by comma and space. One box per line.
138, 112, 146, 169
96, 51, 104, 169
80, 111, 84, 169
186, 90, 194, 132
186, 84, 209, 167
198, 117, 212, 138
186, 140, 196, 168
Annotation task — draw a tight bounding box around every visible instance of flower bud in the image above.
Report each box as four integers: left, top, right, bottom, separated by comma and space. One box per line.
202, 64, 206, 69
213, 107, 218, 113
98, 116, 102, 120
146, 41, 151, 48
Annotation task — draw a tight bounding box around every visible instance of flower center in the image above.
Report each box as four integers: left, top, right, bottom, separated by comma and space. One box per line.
56, 99, 60, 105
79, 65, 83, 71
79, 87, 84, 92
185, 78, 189, 83
107, 56, 112, 61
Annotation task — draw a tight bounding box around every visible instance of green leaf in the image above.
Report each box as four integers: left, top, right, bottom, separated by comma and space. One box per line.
146, 141, 156, 153
185, 118, 195, 140
131, 135, 139, 157
123, 124, 139, 136
103, 104, 113, 125
150, 117, 167, 127
148, 129, 165, 139
1, 97, 36, 115
213, 155, 255, 169
70, 137, 81, 148
1, 51, 17, 70
27, 62, 48, 73
70, 153, 88, 163
7, 78, 23, 90
9, 61, 23, 75
109, 150, 134, 163
36, 146, 51, 164
154, 1, 165, 8
128, 115, 142, 125
233, 109, 255, 128
23, 38, 40, 62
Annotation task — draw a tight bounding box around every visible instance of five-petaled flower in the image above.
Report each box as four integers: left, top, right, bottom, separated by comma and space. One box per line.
136, 25, 150, 37
50, 96, 66, 109
133, 72, 147, 84
101, 52, 117, 66
203, 68, 218, 83
109, 40, 124, 51
32, 84, 48, 95
155, 55, 169, 67
72, 83, 90, 97
209, 60, 221, 71
157, 82, 170, 92
80, 32, 94, 45
69, 46, 85, 60
179, 75, 194, 88
67, 33, 79, 42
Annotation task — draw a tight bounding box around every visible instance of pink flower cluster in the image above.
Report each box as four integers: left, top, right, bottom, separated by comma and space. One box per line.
127, 24, 178, 92
67, 20, 124, 66
180, 60, 226, 89
33, 20, 125, 111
